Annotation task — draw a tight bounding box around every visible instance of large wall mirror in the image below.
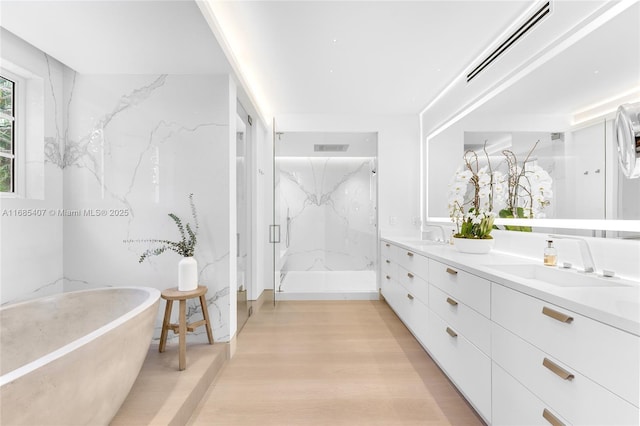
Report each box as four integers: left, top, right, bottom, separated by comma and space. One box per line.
426, 2, 640, 236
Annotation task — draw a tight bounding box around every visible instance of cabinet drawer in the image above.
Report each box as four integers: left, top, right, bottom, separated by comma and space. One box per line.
381, 241, 394, 260
428, 259, 490, 317
429, 284, 490, 355
492, 284, 639, 406
381, 256, 395, 278
382, 276, 405, 321
427, 309, 491, 422
381, 272, 395, 300
395, 247, 429, 280
493, 362, 571, 426
492, 322, 639, 425
398, 265, 429, 306
405, 291, 429, 347
382, 275, 428, 347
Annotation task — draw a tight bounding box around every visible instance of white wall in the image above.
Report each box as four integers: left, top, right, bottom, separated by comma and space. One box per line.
0, 29, 64, 305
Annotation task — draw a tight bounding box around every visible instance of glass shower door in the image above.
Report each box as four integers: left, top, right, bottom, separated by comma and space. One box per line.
236, 106, 251, 332
270, 119, 283, 305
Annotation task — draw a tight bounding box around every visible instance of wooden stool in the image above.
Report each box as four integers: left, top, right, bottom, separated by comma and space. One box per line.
159, 285, 214, 370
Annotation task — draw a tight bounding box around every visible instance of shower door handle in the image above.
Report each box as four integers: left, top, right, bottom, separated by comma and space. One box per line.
269, 225, 281, 244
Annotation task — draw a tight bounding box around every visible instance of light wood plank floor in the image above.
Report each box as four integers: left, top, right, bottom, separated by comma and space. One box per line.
189, 300, 484, 426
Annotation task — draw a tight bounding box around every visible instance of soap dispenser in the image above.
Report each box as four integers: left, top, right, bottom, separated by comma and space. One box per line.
544, 240, 557, 266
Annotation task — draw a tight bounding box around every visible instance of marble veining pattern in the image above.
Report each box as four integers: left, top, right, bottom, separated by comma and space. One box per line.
1, 35, 234, 343
277, 157, 377, 273
61, 74, 233, 342
0, 43, 64, 306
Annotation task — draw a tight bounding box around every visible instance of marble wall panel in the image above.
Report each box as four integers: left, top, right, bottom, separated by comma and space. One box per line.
277, 157, 377, 273
0, 30, 64, 305
62, 74, 233, 341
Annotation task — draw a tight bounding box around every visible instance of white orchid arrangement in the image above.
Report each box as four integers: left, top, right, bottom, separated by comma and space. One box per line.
448, 149, 502, 239
448, 140, 553, 237
502, 144, 553, 220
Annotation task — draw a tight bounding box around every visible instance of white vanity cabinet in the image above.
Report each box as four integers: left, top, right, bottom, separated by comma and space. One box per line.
381, 242, 396, 283
426, 259, 492, 422
380, 242, 429, 345
492, 284, 640, 425
427, 259, 491, 317
492, 362, 571, 426
379, 238, 639, 426
428, 284, 491, 355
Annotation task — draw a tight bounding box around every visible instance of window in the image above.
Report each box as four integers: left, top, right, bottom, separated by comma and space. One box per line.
0, 75, 15, 193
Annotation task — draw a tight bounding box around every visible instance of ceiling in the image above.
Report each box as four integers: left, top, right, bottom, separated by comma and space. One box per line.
210, 0, 534, 116
3, 1, 631, 122
0, 0, 231, 74
0, 0, 536, 117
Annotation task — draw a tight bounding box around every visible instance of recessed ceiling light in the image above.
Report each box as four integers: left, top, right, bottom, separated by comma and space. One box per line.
329, 69, 334, 73
593, 70, 600, 74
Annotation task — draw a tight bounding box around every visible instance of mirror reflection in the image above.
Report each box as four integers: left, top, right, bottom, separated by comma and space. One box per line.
427, 2, 640, 228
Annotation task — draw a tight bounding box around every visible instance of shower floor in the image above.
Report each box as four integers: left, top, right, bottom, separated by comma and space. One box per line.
276, 270, 378, 301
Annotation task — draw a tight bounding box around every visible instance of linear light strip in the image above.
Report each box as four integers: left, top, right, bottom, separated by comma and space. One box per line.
429, 217, 640, 233
572, 87, 640, 125
196, 1, 270, 124
419, 0, 548, 117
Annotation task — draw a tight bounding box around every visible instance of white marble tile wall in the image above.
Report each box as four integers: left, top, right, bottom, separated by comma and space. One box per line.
277, 157, 377, 272
0, 29, 64, 305
61, 74, 234, 342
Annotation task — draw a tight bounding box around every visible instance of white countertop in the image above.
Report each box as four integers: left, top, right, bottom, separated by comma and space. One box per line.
382, 237, 640, 337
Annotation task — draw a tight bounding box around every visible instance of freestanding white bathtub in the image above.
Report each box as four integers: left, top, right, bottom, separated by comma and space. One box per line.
0, 287, 160, 425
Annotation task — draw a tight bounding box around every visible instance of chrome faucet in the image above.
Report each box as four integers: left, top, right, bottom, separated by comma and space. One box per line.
423, 224, 447, 243
548, 235, 596, 273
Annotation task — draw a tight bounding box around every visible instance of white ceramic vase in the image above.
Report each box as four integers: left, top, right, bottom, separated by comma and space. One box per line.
178, 257, 198, 291
453, 236, 495, 254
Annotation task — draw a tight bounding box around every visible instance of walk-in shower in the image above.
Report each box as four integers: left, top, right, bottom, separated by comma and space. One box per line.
274, 132, 378, 300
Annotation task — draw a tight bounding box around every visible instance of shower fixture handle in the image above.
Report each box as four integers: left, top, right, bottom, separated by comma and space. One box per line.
269, 225, 281, 244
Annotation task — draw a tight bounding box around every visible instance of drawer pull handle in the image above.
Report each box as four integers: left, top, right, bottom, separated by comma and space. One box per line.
407, 252, 414, 257
385, 260, 391, 264
385, 275, 391, 280
543, 358, 574, 381
446, 297, 458, 306
407, 293, 414, 300
385, 243, 390, 247
445, 327, 458, 338
446, 267, 458, 275
542, 408, 565, 426
407, 272, 414, 279
542, 307, 573, 324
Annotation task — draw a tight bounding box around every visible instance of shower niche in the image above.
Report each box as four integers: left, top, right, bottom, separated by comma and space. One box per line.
274, 132, 378, 300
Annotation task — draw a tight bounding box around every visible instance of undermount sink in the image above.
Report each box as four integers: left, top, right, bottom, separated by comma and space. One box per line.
486, 264, 633, 288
